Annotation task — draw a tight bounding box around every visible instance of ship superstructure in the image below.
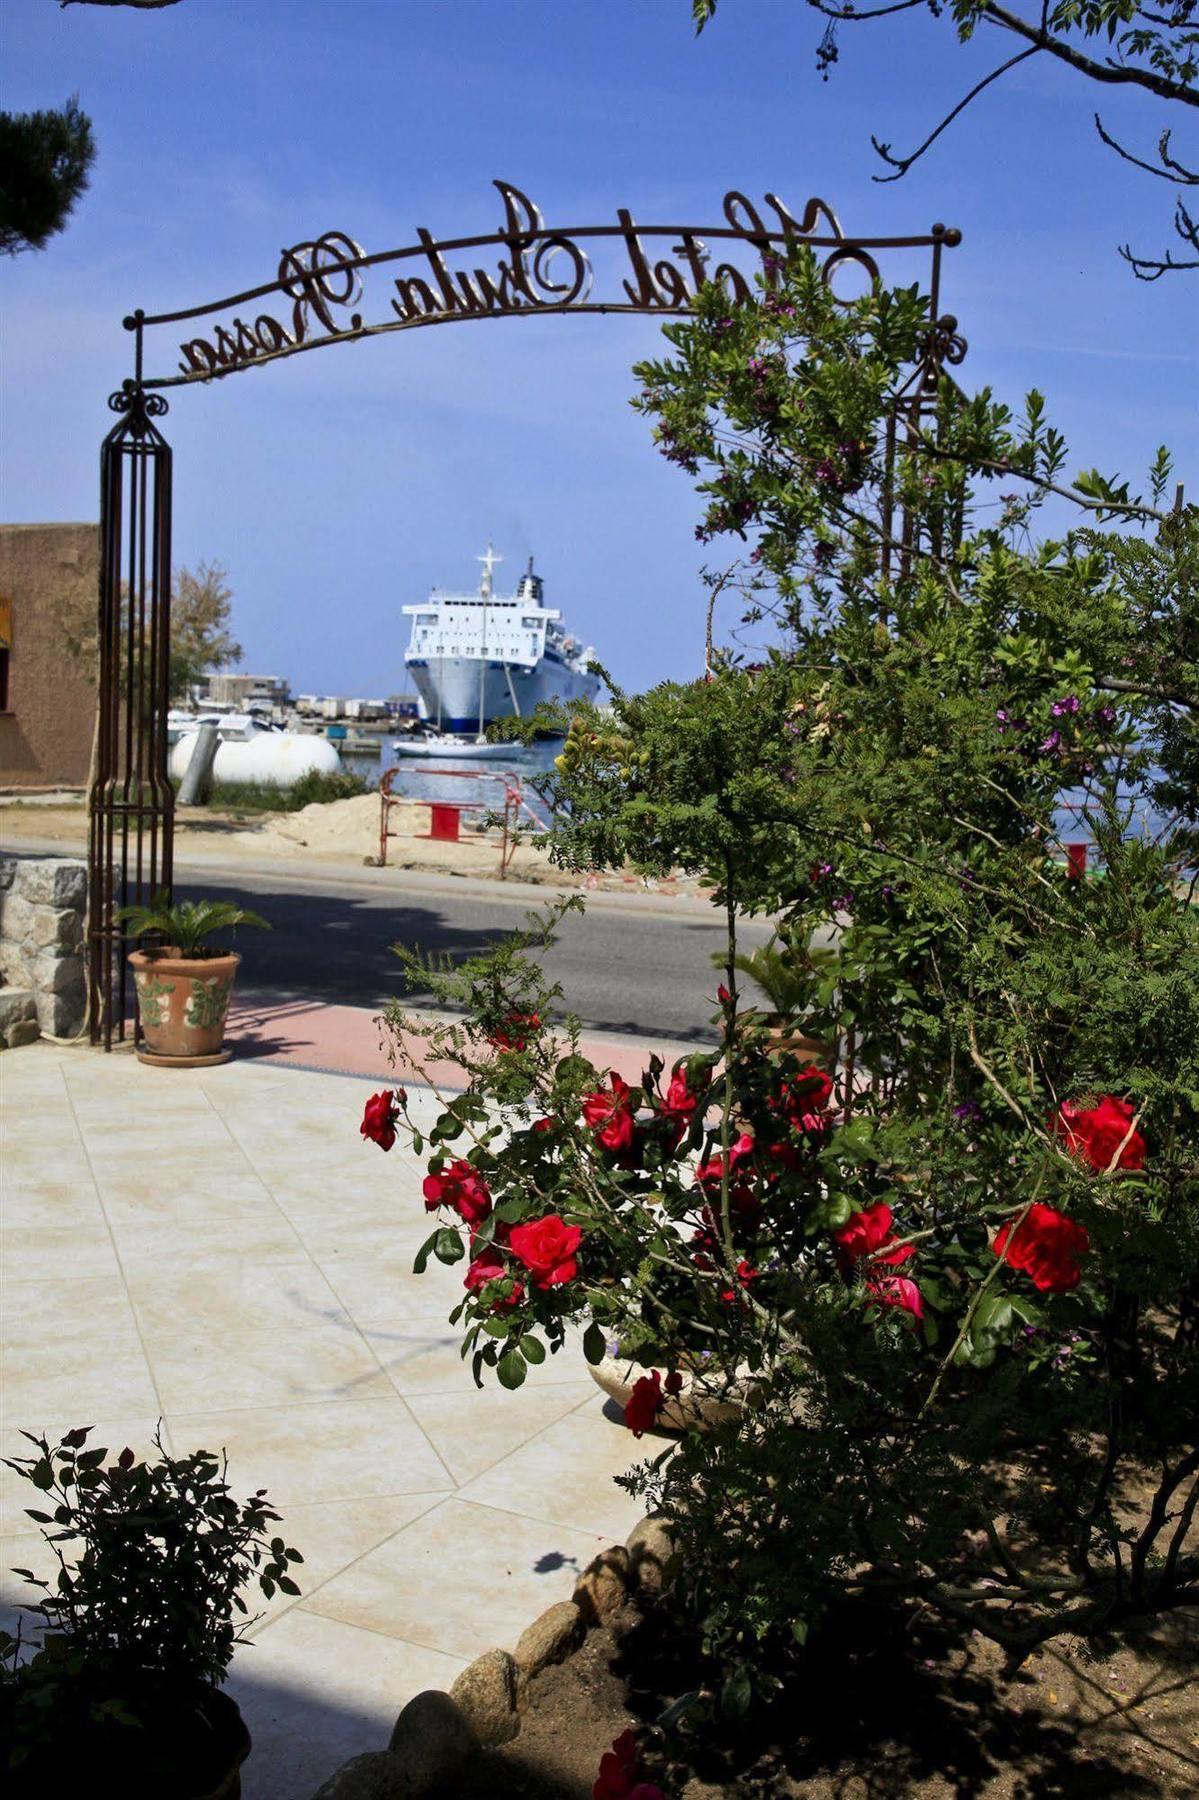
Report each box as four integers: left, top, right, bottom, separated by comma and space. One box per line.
402, 547, 599, 735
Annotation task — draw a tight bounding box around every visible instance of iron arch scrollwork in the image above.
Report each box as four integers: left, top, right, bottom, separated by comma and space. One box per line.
92, 182, 965, 1044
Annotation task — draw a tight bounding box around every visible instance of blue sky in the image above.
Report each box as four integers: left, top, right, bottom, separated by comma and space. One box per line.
3, 0, 1196, 695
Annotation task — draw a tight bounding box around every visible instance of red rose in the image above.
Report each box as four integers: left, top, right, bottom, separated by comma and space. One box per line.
993, 1202, 1090, 1292
623, 1371, 664, 1438
1050, 1095, 1145, 1173
464, 1248, 524, 1312
593, 1730, 664, 1800
508, 1213, 582, 1288
421, 1159, 492, 1227
720, 1259, 761, 1306
489, 1011, 541, 1052
532, 1116, 555, 1134
582, 1072, 637, 1152
361, 1090, 400, 1152
833, 1202, 914, 1269
867, 1274, 924, 1321
657, 1065, 702, 1143
696, 1132, 760, 1221
717, 983, 731, 1005
772, 1064, 834, 1133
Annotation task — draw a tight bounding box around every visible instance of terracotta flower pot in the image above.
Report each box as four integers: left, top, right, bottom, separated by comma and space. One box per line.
588, 1352, 760, 1431
129, 948, 240, 1067
763, 1014, 835, 1064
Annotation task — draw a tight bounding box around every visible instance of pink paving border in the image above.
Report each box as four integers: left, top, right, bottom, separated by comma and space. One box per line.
226, 994, 702, 1093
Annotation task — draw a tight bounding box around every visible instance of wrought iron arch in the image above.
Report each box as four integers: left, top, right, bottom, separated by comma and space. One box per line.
91, 180, 965, 1044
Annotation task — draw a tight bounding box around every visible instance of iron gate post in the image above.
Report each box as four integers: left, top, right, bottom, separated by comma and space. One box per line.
88, 379, 175, 1048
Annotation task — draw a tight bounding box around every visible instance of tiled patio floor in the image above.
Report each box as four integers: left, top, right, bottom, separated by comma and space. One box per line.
0, 1044, 652, 1799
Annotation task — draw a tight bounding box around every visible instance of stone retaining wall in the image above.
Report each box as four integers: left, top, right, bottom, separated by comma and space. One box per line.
0, 856, 88, 1043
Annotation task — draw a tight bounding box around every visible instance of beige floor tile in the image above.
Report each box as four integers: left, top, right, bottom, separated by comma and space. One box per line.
405, 1379, 600, 1486
0, 1271, 133, 1332
303, 1495, 614, 1661
228, 1610, 464, 1800
0, 1223, 121, 1282
145, 1324, 394, 1414
106, 1211, 309, 1268
454, 1396, 653, 1540
318, 1247, 463, 1327
165, 1395, 452, 1507
361, 1324, 482, 1397
2, 1326, 159, 1421
1, 1143, 93, 1187
100, 1180, 290, 1235
125, 1259, 351, 1338
242, 1494, 448, 1625
0, 1175, 106, 1228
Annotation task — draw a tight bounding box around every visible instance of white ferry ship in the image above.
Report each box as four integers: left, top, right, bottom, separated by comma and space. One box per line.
401, 547, 599, 737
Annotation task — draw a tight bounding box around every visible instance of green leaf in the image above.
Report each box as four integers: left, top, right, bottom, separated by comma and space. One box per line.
434, 1228, 465, 1265
497, 1351, 527, 1390
520, 1336, 547, 1364
583, 1321, 608, 1365
412, 1230, 441, 1276
721, 1665, 752, 1718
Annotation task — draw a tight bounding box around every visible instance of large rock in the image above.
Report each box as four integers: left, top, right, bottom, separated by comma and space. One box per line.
0, 986, 36, 1032
31, 951, 85, 997
27, 907, 81, 955
33, 982, 84, 1039
513, 1599, 584, 1678
449, 1648, 520, 1747
626, 1516, 676, 1597
573, 1545, 631, 1626
0, 892, 36, 947
311, 1752, 406, 1800
387, 1690, 476, 1795
14, 859, 87, 911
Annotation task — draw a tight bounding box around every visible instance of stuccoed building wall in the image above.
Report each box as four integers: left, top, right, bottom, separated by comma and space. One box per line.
0, 522, 99, 791
0, 856, 88, 1043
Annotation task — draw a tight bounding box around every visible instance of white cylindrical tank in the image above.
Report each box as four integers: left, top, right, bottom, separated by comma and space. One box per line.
170, 723, 342, 789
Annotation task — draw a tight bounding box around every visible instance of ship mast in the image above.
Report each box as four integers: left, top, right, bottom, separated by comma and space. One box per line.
476, 543, 501, 743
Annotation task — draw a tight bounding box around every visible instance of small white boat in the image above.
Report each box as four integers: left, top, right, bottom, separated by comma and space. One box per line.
389, 733, 520, 763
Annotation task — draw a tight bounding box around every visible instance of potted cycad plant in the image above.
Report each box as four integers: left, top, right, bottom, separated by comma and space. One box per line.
0, 1427, 302, 1798
119, 895, 268, 1066
729, 931, 837, 1063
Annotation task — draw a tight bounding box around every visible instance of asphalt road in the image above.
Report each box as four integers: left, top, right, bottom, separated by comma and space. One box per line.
174, 862, 773, 1044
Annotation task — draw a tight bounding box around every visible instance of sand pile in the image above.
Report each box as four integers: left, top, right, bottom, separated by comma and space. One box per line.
224, 793, 415, 859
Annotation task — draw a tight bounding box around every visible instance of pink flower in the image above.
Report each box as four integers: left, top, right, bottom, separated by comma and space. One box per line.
421, 1159, 492, 1227
463, 1249, 524, 1311
867, 1275, 924, 1321
582, 1073, 637, 1153
508, 1214, 582, 1288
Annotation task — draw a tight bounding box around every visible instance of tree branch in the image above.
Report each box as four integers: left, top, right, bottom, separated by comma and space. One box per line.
979, 1, 1199, 107
872, 45, 1042, 182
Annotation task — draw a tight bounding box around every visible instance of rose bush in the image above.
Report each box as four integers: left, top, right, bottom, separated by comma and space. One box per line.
370, 252, 1198, 1713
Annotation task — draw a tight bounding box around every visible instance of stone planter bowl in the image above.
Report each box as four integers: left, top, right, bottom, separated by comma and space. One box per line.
588, 1352, 758, 1431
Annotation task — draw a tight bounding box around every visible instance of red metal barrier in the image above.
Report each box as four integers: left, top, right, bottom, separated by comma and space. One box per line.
375, 765, 552, 877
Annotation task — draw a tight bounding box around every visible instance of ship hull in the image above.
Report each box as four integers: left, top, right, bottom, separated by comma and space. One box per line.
405, 654, 598, 734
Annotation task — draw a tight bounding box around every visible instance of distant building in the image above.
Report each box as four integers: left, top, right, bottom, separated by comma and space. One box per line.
198, 671, 291, 712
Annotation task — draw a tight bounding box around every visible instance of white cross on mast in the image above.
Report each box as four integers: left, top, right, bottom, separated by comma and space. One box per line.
477, 543, 502, 600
